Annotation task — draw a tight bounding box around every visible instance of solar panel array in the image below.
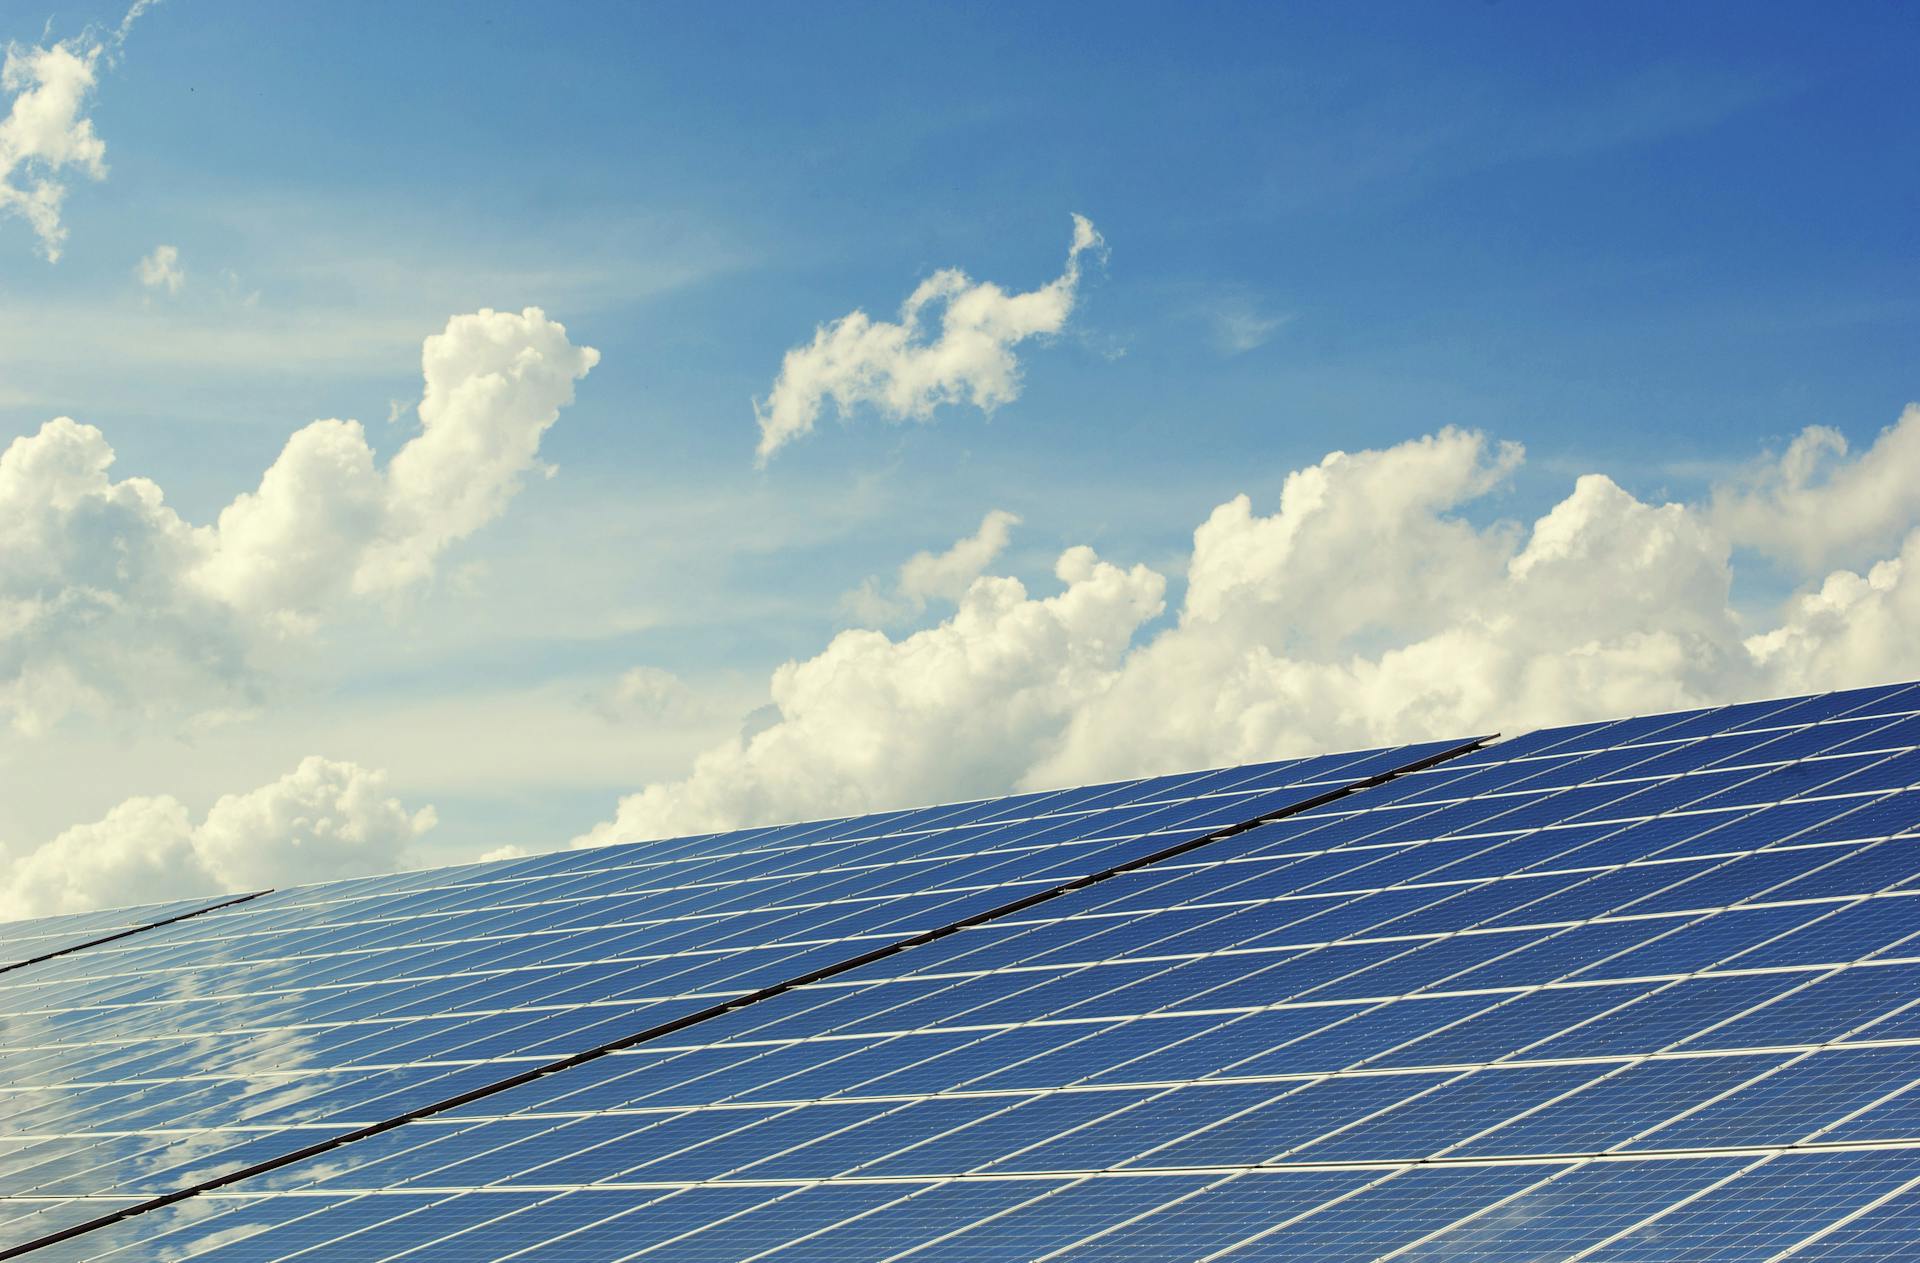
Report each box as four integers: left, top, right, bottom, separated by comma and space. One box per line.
4, 683, 1920, 1260
0, 740, 1458, 1258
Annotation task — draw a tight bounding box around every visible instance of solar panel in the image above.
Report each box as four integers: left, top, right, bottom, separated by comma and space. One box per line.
5, 681, 1920, 1259
0, 895, 259, 974
0, 740, 1464, 1257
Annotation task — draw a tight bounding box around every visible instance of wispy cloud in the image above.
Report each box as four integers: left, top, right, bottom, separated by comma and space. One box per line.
1204, 289, 1290, 355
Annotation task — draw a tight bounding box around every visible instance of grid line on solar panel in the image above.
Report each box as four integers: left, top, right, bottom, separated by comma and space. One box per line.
6, 1139, 1920, 1198
14, 1033, 1920, 1139
0, 927, 1909, 1080
1567, 1153, 1783, 1261
30, 1151, 1920, 1259
10, 1150, 1920, 1262
1772, 1167, 1920, 1261
472, 817, 1912, 1105
0, 892, 266, 978
0, 739, 1483, 1259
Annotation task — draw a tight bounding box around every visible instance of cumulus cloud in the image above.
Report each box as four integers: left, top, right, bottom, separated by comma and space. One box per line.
0, 306, 597, 732
1037, 454, 1754, 784
0, 756, 434, 920
1180, 429, 1524, 655
587, 404, 1920, 842
754, 214, 1105, 464
0, 37, 109, 260
136, 242, 185, 293
842, 508, 1021, 625
1712, 404, 1920, 574
1748, 533, 1920, 695
0, 0, 160, 259
576, 545, 1164, 844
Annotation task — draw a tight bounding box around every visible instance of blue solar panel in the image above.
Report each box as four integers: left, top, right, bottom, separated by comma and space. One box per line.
0, 740, 1460, 1256
0, 894, 257, 973
5, 682, 1920, 1259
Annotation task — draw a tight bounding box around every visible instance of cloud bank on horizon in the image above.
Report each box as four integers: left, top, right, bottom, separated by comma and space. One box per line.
581, 402, 1920, 846
0, 757, 433, 919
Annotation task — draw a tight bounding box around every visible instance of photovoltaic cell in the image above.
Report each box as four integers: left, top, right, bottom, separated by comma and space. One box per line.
5, 681, 1920, 1259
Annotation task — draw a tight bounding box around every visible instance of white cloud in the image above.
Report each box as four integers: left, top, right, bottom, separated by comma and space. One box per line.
1206, 293, 1289, 355
1215, 308, 1284, 354
0, 756, 434, 920
116, 0, 165, 47
587, 405, 1920, 841
0, 37, 109, 261
841, 508, 1021, 624
0, 1, 159, 260
576, 545, 1164, 844
0, 306, 597, 732
1712, 404, 1920, 574
136, 243, 185, 293
1747, 533, 1920, 695
592, 665, 698, 723
1039, 457, 1753, 785
1180, 429, 1523, 655
754, 214, 1105, 464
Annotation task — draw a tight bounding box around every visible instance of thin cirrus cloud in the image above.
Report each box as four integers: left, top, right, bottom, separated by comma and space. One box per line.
582, 403, 1920, 845
753, 214, 1106, 464
1204, 289, 1290, 356
0, 306, 598, 735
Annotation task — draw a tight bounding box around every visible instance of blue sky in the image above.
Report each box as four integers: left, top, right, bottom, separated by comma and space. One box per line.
2, 1, 1917, 907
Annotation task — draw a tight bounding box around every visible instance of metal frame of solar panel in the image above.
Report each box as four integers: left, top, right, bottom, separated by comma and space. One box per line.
0, 739, 1471, 1258
7, 681, 1920, 1260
